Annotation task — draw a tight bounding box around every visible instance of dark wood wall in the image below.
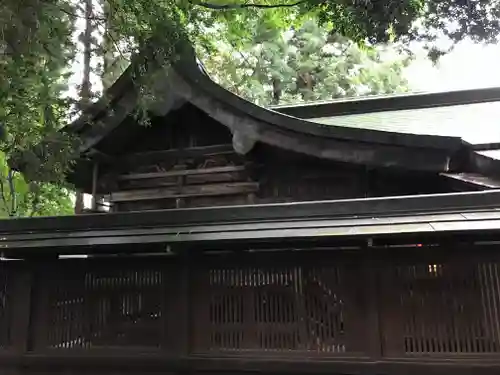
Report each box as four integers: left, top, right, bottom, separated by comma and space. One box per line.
2, 243, 500, 374
94, 104, 452, 212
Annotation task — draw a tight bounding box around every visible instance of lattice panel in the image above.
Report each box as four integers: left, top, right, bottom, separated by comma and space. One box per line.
0, 263, 11, 348
382, 258, 500, 355
43, 263, 165, 349
193, 261, 360, 354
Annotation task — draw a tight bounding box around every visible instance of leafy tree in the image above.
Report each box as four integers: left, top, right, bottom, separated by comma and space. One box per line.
190, 1, 500, 50
0, 0, 76, 217
205, 19, 410, 106
0, 151, 73, 217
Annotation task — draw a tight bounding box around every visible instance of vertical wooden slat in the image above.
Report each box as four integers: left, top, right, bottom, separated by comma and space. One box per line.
19, 244, 500, 365
30, 259, 165, 351
376, 248, 500, 357
190, 252, 359, 356
491, 263, 500, 349
242, 265, 257, 350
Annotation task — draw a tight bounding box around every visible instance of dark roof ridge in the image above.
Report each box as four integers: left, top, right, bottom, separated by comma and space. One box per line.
271, 86, 500, 118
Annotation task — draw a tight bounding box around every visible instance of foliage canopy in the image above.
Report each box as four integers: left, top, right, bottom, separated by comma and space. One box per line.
204, 18, 410, 106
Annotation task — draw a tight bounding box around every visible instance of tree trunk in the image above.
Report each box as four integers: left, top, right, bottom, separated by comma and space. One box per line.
102, 0, 115, 91
80, 0, 93, 107
75, 0, 94, 214
272, 78, 281, 105
74, 190, 84, 214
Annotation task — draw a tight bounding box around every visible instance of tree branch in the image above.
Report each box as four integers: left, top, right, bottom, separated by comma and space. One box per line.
99, 0, 131, 63
29, 183, 41, 218
95, 23, 128, 64
0, 176, 10, 215
7, 169, 16, 216
190, 0, 316, 9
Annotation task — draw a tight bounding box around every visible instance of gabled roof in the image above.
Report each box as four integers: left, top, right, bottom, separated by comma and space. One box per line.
65, 39, 500, 191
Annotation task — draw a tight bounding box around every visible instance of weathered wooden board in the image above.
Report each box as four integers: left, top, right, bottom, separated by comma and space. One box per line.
119, 165, 247, 181
110, 182, 259, 202
122, 144, 237, 168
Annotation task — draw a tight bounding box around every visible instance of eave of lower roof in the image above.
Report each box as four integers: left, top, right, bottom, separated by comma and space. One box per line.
1, 209, 500, 253
0, 190, 500, 256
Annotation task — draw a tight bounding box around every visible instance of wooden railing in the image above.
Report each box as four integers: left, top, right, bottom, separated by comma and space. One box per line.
1, 246, 500, 374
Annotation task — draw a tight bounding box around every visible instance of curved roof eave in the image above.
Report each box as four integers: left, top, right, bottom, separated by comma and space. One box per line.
172, 45, 464, 152
68, 41, 466, 172
167, 70, 453, 171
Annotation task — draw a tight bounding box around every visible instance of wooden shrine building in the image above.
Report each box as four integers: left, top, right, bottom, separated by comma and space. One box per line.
2, 41, 500, 374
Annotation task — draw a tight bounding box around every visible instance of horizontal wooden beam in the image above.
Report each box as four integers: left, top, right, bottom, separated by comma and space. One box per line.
0, 353, 499, 375
119, 165, 247, 181
110, 182, 259, 202
120, 173, 249, 190
123, 144, 236, 167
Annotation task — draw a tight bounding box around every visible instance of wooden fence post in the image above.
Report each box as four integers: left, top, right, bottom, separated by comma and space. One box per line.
9, 262, 33, 353
364, 248, 383, 359
164, 252, 191, 355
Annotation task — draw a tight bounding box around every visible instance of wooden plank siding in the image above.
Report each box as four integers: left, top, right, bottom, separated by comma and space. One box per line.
1, 244, 500, 374
101, 141, 454, 212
